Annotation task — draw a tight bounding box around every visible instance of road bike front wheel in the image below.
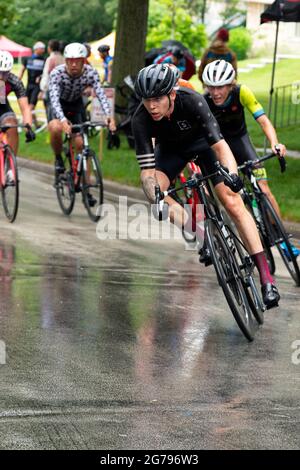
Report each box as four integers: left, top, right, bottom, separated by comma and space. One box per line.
260, 194, 300, 286
1, 146, 19, 223
55, 154, 76, 216
206, 219, 256, 341
82, 151, 104, 222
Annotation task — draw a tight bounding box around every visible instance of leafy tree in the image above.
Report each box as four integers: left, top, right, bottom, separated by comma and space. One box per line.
147, 0, 207, 57
0, 0, 17, 31
6, 0, 116, 46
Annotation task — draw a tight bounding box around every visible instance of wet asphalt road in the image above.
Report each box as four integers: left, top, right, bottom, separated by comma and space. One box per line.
0, 165, 299, 450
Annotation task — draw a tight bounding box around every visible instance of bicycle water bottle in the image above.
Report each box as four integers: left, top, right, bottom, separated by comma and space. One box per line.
251, 199, 261, 223
76, 153, 82, 175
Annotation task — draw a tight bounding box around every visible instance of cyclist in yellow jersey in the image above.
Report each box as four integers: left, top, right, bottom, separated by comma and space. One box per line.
202, 59, 299, 259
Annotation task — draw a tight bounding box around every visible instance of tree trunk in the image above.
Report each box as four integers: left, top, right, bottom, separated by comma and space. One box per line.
112, 0, 149, 109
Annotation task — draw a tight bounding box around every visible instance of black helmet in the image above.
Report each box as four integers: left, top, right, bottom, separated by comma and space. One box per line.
98, 44, 110, 53
170, 46, 184, 59
134, 64, 177, 99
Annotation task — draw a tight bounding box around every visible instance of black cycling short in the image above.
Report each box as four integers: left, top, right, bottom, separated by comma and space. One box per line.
26, 84, 40, 106
48, 98, 87, 124
226, 133, 260, 166
226, 133, 267, 179
155, 137, 224, 186
0, 103, 16, 125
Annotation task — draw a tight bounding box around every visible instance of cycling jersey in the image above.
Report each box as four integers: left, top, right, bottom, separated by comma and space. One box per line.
103, 55, 113, 82
1, 73, 26, 102
132, 87, 223, 182
21, 54, 46, 86
0, 73, 26, 121
204, 84, 265, 138
48, 64, 111, 121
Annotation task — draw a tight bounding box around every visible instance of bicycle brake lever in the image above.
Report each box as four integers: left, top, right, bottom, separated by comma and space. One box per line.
278, 156, 286, 173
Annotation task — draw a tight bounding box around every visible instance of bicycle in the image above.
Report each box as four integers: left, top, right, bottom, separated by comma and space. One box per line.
55, 121, 104, 222
238, 153, 300, 286
0, 124, 20, 223
155, 162, 265, 342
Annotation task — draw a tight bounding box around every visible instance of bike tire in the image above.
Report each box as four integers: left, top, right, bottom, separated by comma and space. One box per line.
82, 151, 104, 222
230, 229, 264, 325
55, 154, 76, 216
205, 219, 256, 341
220, 209, 264, 325
1, 146, 19, 223
260, 194, 300, 286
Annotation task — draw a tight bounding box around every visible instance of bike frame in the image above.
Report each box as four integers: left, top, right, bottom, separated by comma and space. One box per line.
0, 131, 15, 187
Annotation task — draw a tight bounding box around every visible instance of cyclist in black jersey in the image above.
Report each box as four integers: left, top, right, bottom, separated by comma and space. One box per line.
202, 60, 299, 259
48, 42, 116, 176
0, 51, 35, 154
132, 64, 280, 308
19, 41, 46, 128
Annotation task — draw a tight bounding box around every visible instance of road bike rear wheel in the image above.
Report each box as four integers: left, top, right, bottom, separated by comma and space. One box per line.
206, 219, 256, 341
260, 194, 300, 286
82, 151, 103, 222
1, 146, 19, 223
55, 154, 76, 216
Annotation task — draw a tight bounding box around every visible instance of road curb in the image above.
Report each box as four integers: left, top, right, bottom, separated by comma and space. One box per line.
17, 156, 146, 203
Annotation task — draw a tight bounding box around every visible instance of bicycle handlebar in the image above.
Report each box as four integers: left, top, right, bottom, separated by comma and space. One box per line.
154, 162, 236, 220
70, 121, 105, 132
238, 149, 286, 174
0, 124, 32, 132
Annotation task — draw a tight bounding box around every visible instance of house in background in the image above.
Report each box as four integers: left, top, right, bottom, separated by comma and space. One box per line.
203, 1, 300, 57
245, 0, 300, 56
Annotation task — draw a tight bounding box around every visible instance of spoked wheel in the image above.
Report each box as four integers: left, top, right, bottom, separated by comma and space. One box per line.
206, 219, 256, 341
55, 154, 75, 216
244, 197, 275, 275
1, 146, 19, 223
229, 229, 264, 325
220, 210, 264, 325
260, 194, 300, 286
82, 151, 103, 222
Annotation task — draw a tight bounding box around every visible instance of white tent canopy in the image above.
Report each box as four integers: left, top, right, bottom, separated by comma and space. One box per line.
89, 31, 115, 61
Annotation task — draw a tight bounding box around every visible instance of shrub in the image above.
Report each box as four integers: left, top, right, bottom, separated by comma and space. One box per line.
229, 27, 252, 60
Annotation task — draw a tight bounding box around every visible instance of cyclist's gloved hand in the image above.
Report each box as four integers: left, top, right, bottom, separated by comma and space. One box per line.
25, 127, 36, 143
224, 173, 243, 193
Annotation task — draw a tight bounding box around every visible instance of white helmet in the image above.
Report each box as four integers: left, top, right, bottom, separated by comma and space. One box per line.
202, 60, 235, 86
64, 43, 87, 59
0, 51, 14, 72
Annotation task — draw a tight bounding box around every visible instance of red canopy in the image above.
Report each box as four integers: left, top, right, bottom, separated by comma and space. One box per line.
0, 35, 32, 58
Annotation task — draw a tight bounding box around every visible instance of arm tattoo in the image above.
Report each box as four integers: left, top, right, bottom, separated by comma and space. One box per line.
142, 176, 157, 203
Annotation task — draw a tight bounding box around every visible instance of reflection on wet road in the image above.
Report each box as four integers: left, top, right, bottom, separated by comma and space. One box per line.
0, 168, 299, 449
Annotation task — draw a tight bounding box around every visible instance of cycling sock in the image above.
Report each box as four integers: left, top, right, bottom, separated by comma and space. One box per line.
251, 251, 274, 285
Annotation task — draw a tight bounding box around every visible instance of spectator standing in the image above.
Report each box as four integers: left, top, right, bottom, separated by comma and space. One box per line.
198, 28, 237, 84
98, 45, 113, 84
40, 39, 65, 120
